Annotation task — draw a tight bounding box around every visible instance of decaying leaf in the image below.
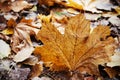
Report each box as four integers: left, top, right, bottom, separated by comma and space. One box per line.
1, 28, 14, 35
65, 0, 83, 10
34, 14, 115, 76
0, 1, 11, 12
11, 18, 40, 62
38, 0, 83, 10
38, 0, 57, 6
0, 15, 7, 30
0, 39, 11, 59
115, 6, 120, 14
107, 48, 120, 67
13, 46, 34, 62
0, 0, 33, 12
108, 16, 120, 27
29, 63, 43, 79
11, 1, 33, 12
104, 66, 119, 78
1, 18, 16, 35
7, 18, 17, 27
23, 55, 39, 66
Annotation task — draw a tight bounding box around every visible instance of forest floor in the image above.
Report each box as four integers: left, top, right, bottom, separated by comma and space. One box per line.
0, 0, 120, 80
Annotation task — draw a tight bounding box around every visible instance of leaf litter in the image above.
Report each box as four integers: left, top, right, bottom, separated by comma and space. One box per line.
0, 0, 120, 80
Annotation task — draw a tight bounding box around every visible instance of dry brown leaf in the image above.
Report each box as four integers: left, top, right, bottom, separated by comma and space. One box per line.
34, 14, 115, 75
23, 55, 39, 65
38, 0, 68, 7
7, 18, 17, 28
0, 1, 11, 12
11, 1, 33, 12
0, 15, 7, 30
20, 18, 33, 24
11, 18, 40, 62
104, 66, 120, 78
29, 63, 43, 79
38, 0, 56, 6
0, 1, 33, 12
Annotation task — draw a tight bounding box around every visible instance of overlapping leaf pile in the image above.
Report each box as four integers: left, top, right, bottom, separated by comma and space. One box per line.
0, 0, 120, 80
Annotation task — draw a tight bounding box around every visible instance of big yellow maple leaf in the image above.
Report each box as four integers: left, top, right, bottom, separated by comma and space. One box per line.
34, 14, 115, 75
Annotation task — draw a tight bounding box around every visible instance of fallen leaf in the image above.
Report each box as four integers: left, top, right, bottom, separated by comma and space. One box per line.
3, 12, 18, 20
0, 33, 9, 41
107, 48, 120, 67
39, 8, 80, 34
0, 1, 11, 12
38, 14, 52, 23
11, 1, 33, 12
108, 16, 120, 26
20, 18, 41, 29
38, 0, 83, 10
23, 55, 39, 65
85, 13, 101, 21
104, 66, 118, 78
0, 39, 11, 59
13, 46, 34, 62
11, 18, 40, 62
65, 0, 83, 10
0, 15, 7, 30
95, 0, 114, 11
1, 18, 16, 35
1, 28, 14, 35
38, 0, 56, 6
7, 18, 17, 27
80, 0, 116, 13
29, 63, 43, 79
115, 7, 120, 14
34, 14, 115, 76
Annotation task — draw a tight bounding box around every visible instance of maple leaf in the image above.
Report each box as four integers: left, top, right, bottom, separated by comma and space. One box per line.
34, 14, 115, 76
